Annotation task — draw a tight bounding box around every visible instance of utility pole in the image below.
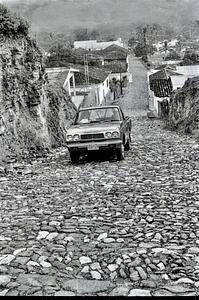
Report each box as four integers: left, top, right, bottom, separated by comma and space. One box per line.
120, 62, 123, 95
84, 54, 89, 86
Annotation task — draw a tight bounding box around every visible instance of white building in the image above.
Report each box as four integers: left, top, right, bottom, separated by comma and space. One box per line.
74, 38, 125, 51
44, 67, 80, 107
170, 65, 199, 90
69, 64, 111, 107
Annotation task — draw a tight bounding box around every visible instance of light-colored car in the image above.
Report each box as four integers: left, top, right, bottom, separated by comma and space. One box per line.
66, 105, 132, 163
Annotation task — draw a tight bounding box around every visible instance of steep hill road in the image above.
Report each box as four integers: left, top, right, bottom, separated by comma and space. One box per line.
0, 55, 199, 296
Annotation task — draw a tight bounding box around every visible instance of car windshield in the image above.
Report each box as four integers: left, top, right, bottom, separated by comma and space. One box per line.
75, 107, 121, 124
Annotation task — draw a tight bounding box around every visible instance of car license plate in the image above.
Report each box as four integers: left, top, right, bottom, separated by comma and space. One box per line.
87, 144, 99, 150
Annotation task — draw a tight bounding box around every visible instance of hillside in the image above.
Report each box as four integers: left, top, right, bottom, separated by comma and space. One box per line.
0, 4, 76, 164
4, 0, 199, 35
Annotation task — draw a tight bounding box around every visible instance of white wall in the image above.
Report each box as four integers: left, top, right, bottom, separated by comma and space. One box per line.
170, 75, 188, 90
74, 39, 124, 50
149, 89, 169, 116
97, 77, 110, 104
70, 76, 110, 105
71, 95, 84, 109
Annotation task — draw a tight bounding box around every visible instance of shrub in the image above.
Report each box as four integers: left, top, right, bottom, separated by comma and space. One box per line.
0, 4, 29, 37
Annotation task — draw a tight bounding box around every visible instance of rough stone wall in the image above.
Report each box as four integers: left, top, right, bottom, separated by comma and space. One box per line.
0, 36, 76, 164
164, 77, 199, 136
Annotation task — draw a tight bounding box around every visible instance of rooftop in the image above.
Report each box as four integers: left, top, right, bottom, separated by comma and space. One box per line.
150, 78, 173, 97
67, 63, 110, 83
149, 67, 182, 84
45, 67, 79, 86
176, 65, 199, 77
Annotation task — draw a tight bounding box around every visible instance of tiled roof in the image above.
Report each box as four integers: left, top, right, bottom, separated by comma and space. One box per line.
67, 63, 110, 83
149, 67, 182, 81
45, 68, 70, 86
150, 78, 173, 97
149, 67, 182, 94
102, 44, 128, 54
149, 69, 168, 82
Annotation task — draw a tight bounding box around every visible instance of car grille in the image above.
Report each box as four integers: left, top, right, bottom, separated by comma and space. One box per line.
81, 133, 104, 140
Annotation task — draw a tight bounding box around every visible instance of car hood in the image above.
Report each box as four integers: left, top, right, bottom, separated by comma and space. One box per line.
67, 121, 122, 135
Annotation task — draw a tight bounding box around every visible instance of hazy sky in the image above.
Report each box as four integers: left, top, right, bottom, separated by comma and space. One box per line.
1, 0, 199, 33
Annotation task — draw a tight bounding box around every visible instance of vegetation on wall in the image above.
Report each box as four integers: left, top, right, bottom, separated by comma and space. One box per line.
46, 84, 77, 147
0, 4, 77, 163
162, 77, 199, 136
0, 4, 29, 38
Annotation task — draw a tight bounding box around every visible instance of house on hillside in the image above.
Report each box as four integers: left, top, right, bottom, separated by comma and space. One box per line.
169, 65, 199, 91
97, 45, 129, 84
74, 38, 125, 51
147, 67, 182, 116
67, 64, 111, 106
44, 67, 80, 107
103, 62, 128, 87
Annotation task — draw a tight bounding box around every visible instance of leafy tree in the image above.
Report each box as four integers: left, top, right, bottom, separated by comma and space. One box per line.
181, 51, 199, 65
0, 4, 29, 37
128, 36, 137, 48
134, 42, 155, 58
89, 30, 100, 40
73, 28, 89, 41
165, 50, 181, 61
73, 28, 100, 41
105, 35, 116, 42
45, 44, 76, 67
133, 24, 158, 60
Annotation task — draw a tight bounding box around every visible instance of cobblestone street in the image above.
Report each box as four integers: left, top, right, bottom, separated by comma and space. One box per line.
0, 56, 199, 296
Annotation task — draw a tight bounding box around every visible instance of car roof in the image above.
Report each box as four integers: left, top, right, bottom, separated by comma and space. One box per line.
78, 105, 120, 111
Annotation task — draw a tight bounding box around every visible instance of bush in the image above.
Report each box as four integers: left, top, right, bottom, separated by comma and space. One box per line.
0, 4, 29, 37
181, 51, 199, 66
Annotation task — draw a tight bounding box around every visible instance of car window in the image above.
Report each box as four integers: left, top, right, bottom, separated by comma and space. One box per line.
76, 108, 121, 124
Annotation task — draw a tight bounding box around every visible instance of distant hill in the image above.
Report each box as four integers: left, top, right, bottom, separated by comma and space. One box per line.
2, 0, 199, 36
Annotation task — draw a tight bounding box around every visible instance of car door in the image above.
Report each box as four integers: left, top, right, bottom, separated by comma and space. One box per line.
119, 108, 129, 143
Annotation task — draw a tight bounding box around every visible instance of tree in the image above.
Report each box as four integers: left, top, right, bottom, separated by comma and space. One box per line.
164, 50, 181, 61
133, 24, 158, 61
105, 35, 116, 42
89, 30, 100, 40
134, 42, 155, 59
45, 44, 76, 67
0, 4, 29, 37
128, 36, 137, 48
73, 28, 101, 41
73, 28, 89, 41
181, 50, 199, 65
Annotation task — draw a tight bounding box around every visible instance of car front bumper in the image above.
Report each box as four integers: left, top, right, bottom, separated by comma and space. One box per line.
66, 139, 122, 153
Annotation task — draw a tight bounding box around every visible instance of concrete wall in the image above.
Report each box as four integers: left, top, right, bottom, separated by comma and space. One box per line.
72, 76, 110, 106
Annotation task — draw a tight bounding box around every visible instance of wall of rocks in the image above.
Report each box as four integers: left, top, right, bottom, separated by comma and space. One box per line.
0, 35, 76, 164
163, 77, 199, 137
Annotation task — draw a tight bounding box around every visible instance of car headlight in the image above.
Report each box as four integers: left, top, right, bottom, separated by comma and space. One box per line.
112, 131, 120, 138
105, 132, 112, 138
73, 134, 80, 141
66, 135, 73, 141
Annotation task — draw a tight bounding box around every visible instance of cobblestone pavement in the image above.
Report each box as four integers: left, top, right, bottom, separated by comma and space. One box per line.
0, 56, 199, 296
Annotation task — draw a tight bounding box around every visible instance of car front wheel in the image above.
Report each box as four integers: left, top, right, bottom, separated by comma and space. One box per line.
70, 151, 79, 164
116, 144, 125, 161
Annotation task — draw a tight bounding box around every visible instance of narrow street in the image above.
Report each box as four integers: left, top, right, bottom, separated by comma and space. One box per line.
0, 55, 199, 296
